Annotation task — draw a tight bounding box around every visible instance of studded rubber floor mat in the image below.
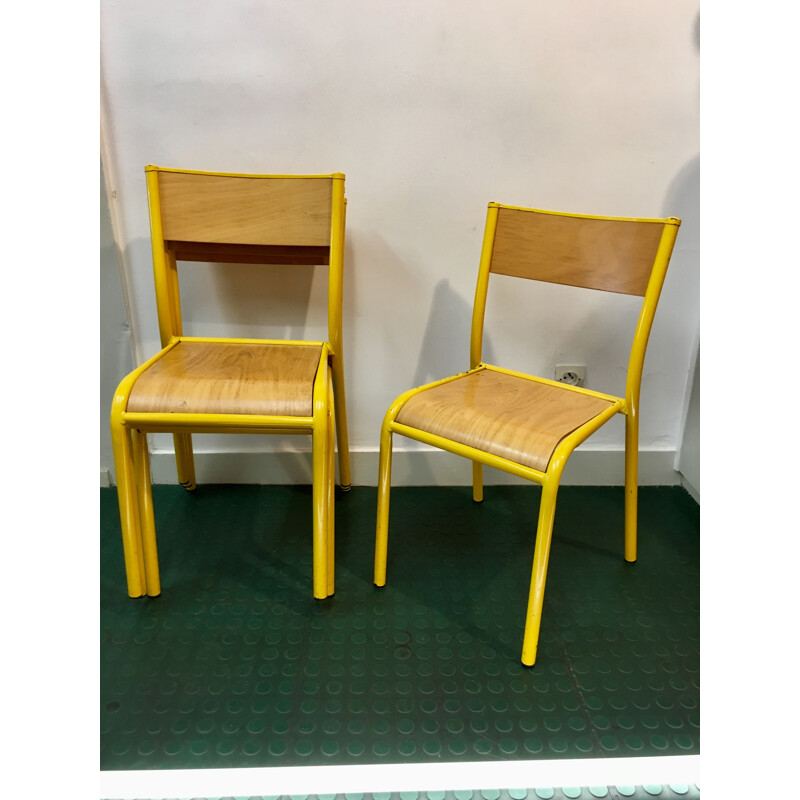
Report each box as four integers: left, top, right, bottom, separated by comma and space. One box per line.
101, 485, 699, 771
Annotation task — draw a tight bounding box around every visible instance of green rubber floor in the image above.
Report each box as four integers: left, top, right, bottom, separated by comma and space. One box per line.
100, 484, 699, 771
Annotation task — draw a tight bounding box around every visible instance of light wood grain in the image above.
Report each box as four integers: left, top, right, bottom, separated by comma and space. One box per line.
396, 369, 614, 472
490, 208, 665, 296
157, 172, 332, 247
127, 341, 323, 417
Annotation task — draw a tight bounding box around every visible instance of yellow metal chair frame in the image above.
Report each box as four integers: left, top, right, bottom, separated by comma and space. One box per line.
111, 167, 351, 601
374, 202, 680, 666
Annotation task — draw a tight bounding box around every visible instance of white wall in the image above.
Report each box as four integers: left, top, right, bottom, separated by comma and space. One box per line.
100, 0, 699, 486
100, 161, 134, 486
677, 346, 700, 501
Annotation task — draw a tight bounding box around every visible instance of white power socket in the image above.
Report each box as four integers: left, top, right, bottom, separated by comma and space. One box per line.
554, 365, 586, 387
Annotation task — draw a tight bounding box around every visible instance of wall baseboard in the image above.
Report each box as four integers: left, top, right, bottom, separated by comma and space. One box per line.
679, 474, 700, 504
103, 447, 681, 488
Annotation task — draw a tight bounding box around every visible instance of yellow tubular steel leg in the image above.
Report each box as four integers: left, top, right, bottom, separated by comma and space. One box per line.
132, 429, 161, 597
624, 411, 639, 563
110, 416, 146, 597
331, 362, 352, 491
521, 477, 561, 666
374, 418, 394, 587
472, 462, 484, 503
173, 433, 197, 491
326, 371, 336, 597
311, 393, 329, 600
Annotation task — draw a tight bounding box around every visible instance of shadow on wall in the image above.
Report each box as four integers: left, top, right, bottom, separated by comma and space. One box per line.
395, 277, 496, 487
183, 260, 323, 342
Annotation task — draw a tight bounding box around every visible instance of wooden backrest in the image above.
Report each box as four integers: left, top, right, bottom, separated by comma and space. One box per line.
156, 169, 333, 246
489, 205, 670, 297
146, 167, 346, 346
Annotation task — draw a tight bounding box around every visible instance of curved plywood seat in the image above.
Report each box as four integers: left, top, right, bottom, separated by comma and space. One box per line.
127, 341, 323, 417
396, 368, 614, 472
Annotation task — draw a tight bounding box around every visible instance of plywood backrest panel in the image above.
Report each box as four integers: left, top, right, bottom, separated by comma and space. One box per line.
157, 172, 333, 247
490, 207, 666, 296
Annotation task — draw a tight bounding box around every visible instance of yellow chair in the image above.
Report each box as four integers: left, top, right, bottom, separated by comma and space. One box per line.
374, 202, 680, 666
111, 167, 351, 601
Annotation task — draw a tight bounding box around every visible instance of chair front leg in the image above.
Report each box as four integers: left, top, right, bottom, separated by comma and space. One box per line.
521, 476, 561, 667
311, 395, 329, 600
110, 415, 146, 597
131, 428, 161, 597
374, 418, 394, 587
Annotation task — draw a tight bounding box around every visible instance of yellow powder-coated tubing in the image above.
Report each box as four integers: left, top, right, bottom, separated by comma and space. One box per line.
173, 433, 197, 491
469, 205, 499, 370
492, 202, 680, 225
110, 414, 146, 597
374, 416, 394, 587
131, 428, 160, 597
121, 414, 314, 433
146, 169, 179, 348
472, 462, 483, 503
311, 347, 330, 599
326, 368, 336, 596
329, 182, 352, 490
110, 341, 183, 597
622, 220, 680, 562
145, 165, 341, 180
176, 335, 326, 347
625, 413, 639, 562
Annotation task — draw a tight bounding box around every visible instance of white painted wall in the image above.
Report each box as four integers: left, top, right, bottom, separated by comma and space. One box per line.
677, 346, 700, 501
100, 0, 699, 486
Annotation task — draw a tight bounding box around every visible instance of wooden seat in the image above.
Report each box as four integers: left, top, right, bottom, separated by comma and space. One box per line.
374, 202, 680, 666
111, 167, 351, 603
396, 367, 616, 473
127, 341, 323, 417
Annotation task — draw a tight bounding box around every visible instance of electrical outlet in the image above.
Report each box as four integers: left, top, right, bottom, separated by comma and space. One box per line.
555, 365, 586, 387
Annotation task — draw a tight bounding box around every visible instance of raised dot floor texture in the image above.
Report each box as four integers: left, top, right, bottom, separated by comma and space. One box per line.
100, 485, 699, 771
100, 788, 701, 800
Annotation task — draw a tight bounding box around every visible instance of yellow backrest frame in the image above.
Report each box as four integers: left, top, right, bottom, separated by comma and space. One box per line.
469, 202, 681, 415
144, 166, 347, 355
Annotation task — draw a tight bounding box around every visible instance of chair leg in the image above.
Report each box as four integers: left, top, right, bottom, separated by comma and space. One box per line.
311, 397, 329, 600
374, 419, 394, 587
110, 416, 146, 597
131, 429, 161, 597
520, 477, 561, 667
472, 462, 484, 503
173, 433, 197, 491
331, 360, 352, 491
624, 412, 639, 563
325, 373, 336, 597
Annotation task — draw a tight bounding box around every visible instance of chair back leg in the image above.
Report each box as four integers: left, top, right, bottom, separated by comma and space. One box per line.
472, 462, 484, 503
325, 370, 336, 597
173, 433, 197, 491
331, 362, 352, 490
